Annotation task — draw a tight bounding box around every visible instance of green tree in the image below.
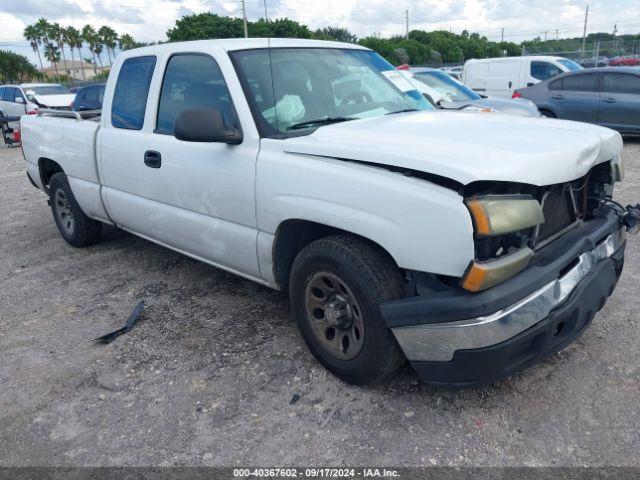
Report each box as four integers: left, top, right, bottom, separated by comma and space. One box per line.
82, 25, 98, 75
43, 43, 61, 77
167, 13, 244, 41
23, 25, 44, 74
0, 50, 37, 82
64, 26, 84, 80
98, 25, 118, 65
313, 26, 357, 43
49, 23, 68, 72
118, 33, 136, 51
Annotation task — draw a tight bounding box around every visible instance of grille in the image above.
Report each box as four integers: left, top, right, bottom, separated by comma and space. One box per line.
537, 187, 577, 242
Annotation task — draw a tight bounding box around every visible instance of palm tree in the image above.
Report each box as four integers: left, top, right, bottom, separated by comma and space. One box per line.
44, 43, 61, 78
118, 34, 135, 52
98, 26, 118, 65
49, 23, 68, 74
64, 27, 84, 81
34, 18, 51, 48
24, 25, 45, 74
94, 42, 104, 68
82, 25, 98, 75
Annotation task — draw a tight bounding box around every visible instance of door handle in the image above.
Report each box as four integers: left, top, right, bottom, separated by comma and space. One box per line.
527, 82, 535, 87
551, 94, 564, 100
508, 81, 512, 89
144, 150, 162, 168
602, 97, 616, 103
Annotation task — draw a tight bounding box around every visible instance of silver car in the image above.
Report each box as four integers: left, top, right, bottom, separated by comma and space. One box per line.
400, 67, 540, 117
514, 67, 640, 134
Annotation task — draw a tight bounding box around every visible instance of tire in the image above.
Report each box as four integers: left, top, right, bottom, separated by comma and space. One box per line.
539, 109, 556, 118
289, 234, 406, 385
49, 172, 102, 247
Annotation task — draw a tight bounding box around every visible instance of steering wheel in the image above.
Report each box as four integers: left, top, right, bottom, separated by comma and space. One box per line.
342, 90, 373, 105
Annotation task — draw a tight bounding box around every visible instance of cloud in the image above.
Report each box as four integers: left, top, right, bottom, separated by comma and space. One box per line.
0, 0, 85, 19
90, 2, 145, 24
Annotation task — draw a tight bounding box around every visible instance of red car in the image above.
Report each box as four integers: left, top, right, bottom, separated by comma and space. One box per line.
609, 55, 640, 67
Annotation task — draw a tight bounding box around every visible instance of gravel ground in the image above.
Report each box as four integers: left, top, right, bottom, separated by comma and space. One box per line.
1, 139, 639, 467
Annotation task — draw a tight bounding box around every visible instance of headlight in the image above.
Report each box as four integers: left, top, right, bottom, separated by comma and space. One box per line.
466, 195, 544, 236
612, 155, 624, 182
461, 195, 544, 292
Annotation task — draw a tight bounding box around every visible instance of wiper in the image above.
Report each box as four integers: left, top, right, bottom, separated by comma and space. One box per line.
287, 117, 356, 130
385, 108, 419, 115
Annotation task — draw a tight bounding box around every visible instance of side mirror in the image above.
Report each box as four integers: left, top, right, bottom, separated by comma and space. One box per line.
174, 108, 242, 144
15, 97, 25, 104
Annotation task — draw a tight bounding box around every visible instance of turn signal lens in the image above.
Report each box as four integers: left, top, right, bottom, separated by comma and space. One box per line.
461, 248, 534, 292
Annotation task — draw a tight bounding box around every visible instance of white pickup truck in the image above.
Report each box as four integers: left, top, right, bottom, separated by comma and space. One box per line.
21, 39, 639, 387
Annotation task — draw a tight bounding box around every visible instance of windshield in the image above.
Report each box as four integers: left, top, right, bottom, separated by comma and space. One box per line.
25, 85, 69, 99
558, 59, 583, 72
231, 48, 433, 138
412, 71, 481, 102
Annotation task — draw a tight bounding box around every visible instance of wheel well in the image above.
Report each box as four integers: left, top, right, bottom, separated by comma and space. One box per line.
38, 158, 63, 193
272, 219, 399, 290
539, 108, 556, 118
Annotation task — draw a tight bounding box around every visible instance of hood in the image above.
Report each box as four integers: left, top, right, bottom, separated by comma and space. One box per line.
442, 97, 540, 117
33, 94, 76, 108
282, 111, 622, 187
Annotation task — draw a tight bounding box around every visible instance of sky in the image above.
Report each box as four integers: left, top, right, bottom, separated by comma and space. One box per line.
1, 0, 639, 66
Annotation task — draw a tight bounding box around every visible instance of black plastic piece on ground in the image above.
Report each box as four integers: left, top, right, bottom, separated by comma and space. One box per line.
94, 301, 145, 344
410, 253, 623, 388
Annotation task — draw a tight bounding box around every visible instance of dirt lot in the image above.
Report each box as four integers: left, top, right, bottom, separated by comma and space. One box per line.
1, 139, 639, 467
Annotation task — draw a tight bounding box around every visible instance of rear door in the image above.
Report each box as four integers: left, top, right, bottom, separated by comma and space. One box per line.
485, 60, 519, 98
598, 72, 640, 133
547, 72, 600, 123
4, 88, 25, 116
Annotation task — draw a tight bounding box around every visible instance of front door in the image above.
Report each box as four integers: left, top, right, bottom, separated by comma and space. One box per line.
140, 52, 261, 279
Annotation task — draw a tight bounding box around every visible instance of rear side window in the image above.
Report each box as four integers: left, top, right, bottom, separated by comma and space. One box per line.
603, 73, 639, 94
531, 61, 562, 81
85, 87, 99, 102
549, 79, 562, 90
111, 56, 156, 130
0, 87, 4, 100
155, 54, 236, 135
561, 73, 598, 92
4, 87, 15, 101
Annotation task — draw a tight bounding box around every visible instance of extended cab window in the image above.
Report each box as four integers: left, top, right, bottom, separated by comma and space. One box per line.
530, 61, 562, 81
603, 73, 640, 94
561, 73, 598, 92
156, 54, 237, 135
111, 56, 156, 130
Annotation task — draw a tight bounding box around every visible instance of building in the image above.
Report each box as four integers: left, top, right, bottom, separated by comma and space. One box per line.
42, 60, 108, 80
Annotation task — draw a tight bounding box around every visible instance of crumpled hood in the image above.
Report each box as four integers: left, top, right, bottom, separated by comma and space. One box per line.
33, 94, 75, 108
442, 97, 540, 117
282, 111, 623, 186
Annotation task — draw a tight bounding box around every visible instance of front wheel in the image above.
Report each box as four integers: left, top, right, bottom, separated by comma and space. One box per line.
289, 235, 406, 385
49, 172, 102, 247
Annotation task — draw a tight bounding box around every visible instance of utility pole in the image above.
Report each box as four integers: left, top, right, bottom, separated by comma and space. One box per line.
581, 5, 589, 59
404, 9, 409, 40
555, 28, 559, 40
613, 23, 618, 36
241, 0, 248, 38
544, 31, 548, 41
501, 27, 504, 43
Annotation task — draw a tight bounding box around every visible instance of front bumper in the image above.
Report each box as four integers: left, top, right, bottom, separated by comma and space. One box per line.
382, 211, 626, 387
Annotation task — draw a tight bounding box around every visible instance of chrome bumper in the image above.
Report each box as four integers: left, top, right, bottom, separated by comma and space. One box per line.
392, 229, 625, 362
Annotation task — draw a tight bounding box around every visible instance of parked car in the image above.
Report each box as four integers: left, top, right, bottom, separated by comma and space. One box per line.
20, 39, 638, 387
0, 83, 74, 114
579, 56, 609, 68
72, 83, 105, 111
399, 67, 540, 116
513, 67, 640, 133
440, 66, 463, 81
609, 55, 640, 67
463, 56, 583, 98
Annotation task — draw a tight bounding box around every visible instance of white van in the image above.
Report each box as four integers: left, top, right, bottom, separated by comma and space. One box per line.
462, 56, 582, 98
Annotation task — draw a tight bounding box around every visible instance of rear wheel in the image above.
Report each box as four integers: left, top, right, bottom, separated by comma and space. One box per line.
49, 172, 102, 247
289, 235, 406, 384
539, 109, 556, 118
